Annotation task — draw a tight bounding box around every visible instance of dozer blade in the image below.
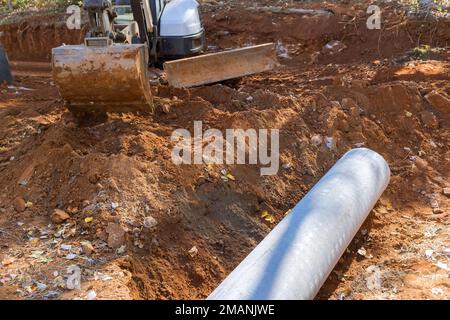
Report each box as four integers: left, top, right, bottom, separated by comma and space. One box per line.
52, 44, 154, 115
163, 43, 278, 88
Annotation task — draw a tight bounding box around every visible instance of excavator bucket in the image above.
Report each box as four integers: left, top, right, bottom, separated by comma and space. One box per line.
163, 43, 278, 88
52, 44, 154, 115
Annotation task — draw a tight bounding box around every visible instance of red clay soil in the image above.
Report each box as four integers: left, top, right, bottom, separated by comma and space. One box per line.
0, 0, 449, 300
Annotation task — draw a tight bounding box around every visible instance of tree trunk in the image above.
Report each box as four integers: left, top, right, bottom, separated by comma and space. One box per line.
7, 0, 13, 11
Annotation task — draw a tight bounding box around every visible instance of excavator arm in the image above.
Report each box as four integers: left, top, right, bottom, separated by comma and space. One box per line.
51, 0, 277, 116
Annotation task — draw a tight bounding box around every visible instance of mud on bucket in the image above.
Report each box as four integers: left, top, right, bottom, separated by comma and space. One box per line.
0, 46, 13, 84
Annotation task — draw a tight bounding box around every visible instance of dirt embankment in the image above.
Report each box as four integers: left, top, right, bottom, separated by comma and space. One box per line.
0, 13, 87, 61
0, 0, 449, 300
1, 1, 450, 62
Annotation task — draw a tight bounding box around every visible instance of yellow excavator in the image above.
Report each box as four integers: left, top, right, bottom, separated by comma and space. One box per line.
52, 0, 277, 115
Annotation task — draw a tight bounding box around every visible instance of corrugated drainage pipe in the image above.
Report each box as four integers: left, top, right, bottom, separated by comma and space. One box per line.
208, 148, 390, 300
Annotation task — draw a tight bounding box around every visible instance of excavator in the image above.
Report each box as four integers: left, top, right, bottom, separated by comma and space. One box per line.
52, 0, 278, 115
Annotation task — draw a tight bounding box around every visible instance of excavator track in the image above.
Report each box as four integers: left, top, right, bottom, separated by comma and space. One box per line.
52, 44, 154, 116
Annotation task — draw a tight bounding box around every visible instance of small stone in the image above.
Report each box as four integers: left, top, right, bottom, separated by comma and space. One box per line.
420, 111, 439, 128
188, 246, 198, 257
162, 104, 171, 113
425, 90, 450, 113
311, 134, 322, 146
1, 256, 15, 266
430, 198, 439, 208
433, 208, 444, 214
81, 241, 95, 256
51, 209, 70, 224
413, 157, 429, 171
216, 30, 230, 36
108, 178, 120, 192
341, 98, 358, 111
443, 188, 450, 196
282, 162, 292, 170
143, 216, 158, 229
117, 245, 127, 254
106, 223, 125, 249
13, 197, 26, 212
322, 40, 347, 55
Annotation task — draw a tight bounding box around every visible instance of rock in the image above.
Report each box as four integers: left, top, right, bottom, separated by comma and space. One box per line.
420, 111, 439, 128
143, 216, 158, 229
106, 223, 125, 248
117, 245, 127, 254
51, 209, 70, 224
425, 90, 450, 113
13, 197, 26, 212
311, 134, 322, 146
162, 104, 171, 113
188, 246, 199, 257
81, 241, 95, 256
1, 256, 15, 266
282, 162, 292, 170
443, 187, 450, 196
18, 164, 34, 186
341, 97, 358, 111
330, 100, 341, 109
433, 208, 444, 214
216, 30, 230, 37
108, 178, 121, 193
413, 157, 429, 171
322, 40, 347, 55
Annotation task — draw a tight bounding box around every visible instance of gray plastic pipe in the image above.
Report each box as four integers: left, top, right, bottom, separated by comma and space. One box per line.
208, 148, 390, 300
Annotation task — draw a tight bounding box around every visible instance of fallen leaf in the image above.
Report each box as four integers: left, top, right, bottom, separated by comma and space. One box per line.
226, 173, 235, 181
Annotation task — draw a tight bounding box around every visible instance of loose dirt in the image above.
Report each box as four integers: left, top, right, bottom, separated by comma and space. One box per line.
0, 0, 449, 300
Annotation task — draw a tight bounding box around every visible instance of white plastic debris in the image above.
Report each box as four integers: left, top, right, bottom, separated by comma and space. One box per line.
61, 244, 72, 251
276, 41, 290, 59
425, 249, 434, 259
65, 253, 77, 260
431, 288, 444, 295
66, 265, 81, 290
365, 265, 383, 291
86, 289, 97, 300
325, 136, 335, 149
435, 262, 449, 271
